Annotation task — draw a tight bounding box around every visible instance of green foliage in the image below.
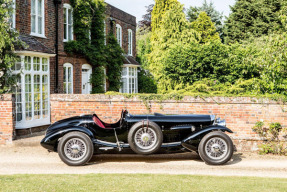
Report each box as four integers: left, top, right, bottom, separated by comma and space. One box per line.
149, 0, 199, 93
105, 33, 124, 92
136, 29, 152, 69
191, 12, 220, 44
65, 0, 123, 93
0, 0, 23, 93
138, 68, 157, 93
253, 121, 286, 155
224, 0, 283, 44
186, 0, 223, 38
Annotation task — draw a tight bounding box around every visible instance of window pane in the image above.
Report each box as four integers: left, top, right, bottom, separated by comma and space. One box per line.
33, 57, 40, 71
25, 56, 31, 71
31, 0, 36, 14
122, 67, 127, 76
42, 58, 48, 71
38, 0, 42, 16
42, 75, 49, 118
34, 75, 41, 120
15, 76, 22, 122
68, 25, 72, 40
31, 16, 36, 33
38, 16, 42, 34
25, 74, 32, 121
68, 9, 72, 24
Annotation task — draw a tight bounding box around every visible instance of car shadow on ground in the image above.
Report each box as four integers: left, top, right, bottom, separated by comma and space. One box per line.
88, 152, 243, 166
88, 152, 201, 165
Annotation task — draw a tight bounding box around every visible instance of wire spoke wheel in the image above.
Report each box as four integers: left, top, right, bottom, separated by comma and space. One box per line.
134, 127, 157, 150
64, 138, 87, 161
128, 121, 163, 155
198, 131, 234, 165
205, 137, 228, 160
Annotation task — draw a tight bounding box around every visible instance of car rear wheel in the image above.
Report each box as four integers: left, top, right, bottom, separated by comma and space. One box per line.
57, 132, 94, 166
128, 121, 163, 155
198, 131, 233, 165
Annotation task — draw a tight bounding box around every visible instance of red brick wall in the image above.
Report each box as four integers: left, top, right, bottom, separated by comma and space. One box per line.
50, 95, 287, 151
0, 95, 15, 145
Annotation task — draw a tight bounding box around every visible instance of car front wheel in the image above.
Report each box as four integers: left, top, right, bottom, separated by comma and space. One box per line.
198, 131, 234, 165
57, 132, 94, 166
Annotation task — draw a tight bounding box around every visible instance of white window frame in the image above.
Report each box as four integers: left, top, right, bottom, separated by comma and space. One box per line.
81, 64, 92, 94
104, 20, 106, 45
30, 0, 45, 38
63, 63, 74, 94
63, 4, 73, 42
116, 24, 122, 47
102, 66, 107, 92
13, 52, 52, 129
128, 29, 133, 56
120, 65, 138, 94
9, 0, 16, 29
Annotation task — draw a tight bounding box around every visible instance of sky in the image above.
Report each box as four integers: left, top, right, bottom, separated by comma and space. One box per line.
105, 0, 236, 23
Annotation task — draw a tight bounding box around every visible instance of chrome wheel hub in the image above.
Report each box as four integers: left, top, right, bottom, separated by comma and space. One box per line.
64, 138, 87, 161
205, 137, 228, 160
135, 128, 157, 150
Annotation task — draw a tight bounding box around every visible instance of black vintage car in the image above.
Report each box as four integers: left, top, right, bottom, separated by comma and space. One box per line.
41, 110, 234, 166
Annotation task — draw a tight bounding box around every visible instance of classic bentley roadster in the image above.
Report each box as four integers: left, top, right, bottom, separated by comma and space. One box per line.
41, 110, 234, 166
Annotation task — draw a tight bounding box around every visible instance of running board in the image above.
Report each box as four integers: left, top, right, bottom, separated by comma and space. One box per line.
94, 139, 182, 149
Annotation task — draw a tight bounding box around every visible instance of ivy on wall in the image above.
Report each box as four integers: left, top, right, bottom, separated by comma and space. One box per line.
64, 0, 123, 93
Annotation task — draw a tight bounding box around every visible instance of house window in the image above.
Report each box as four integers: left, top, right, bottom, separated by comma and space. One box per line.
128, 29, 133, 56
104, 20, 106, 45
9, 0, 16, 29
31, 0, 45, 37
63, 63, 73, 94
12, 55, 50, 129
102, 67, 107, 92
116, 24, 122, 47
120, 66, 138, 94
63, 4, 73, 41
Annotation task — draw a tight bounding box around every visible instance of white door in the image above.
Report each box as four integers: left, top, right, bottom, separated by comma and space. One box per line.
82, 64, 92, 94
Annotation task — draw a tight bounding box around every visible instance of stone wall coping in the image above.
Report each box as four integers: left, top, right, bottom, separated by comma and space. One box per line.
0, 94, 13, 101
50, 94, 286, 105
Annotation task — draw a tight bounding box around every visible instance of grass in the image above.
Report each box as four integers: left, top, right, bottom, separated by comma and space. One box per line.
0, 174, 287, 192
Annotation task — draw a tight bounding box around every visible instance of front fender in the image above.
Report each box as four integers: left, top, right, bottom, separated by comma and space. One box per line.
182, 125, 233, 143
40, 126, 94, 152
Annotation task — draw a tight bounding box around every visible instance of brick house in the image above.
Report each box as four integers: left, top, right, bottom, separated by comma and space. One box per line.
10, 0, 139, 130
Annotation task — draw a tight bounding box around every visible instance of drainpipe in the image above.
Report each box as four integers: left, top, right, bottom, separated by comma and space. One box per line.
54, 0, 62, 93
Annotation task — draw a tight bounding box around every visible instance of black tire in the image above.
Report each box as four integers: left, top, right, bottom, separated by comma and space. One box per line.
198, 131, 234, 165
57, 132, 94, 166
128, 121, 163, 155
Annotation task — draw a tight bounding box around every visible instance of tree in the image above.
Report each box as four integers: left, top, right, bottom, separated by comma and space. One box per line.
191, 12, 220, 44
151, 0, 180, 41
224, 0, 283, 44
0, 0, 23, 93
186, 0, 223, 37
138, 4, 154, 30
149, 0, 199, 92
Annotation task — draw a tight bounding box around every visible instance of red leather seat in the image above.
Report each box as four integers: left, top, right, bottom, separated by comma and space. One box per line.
93, 115, 105, 128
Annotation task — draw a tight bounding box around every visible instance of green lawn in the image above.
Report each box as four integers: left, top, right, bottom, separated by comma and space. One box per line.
0, 174, 287, 192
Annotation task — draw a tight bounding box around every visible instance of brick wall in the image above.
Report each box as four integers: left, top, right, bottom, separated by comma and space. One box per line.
0, 95, 15, 145
50, 94, 287, 151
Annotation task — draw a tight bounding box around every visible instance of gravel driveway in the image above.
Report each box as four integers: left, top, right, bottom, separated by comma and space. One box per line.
1, 134, 287, 178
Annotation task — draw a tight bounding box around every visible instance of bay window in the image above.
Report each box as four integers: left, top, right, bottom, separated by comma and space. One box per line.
120, 66, 138, 94
13, 54, 50, 129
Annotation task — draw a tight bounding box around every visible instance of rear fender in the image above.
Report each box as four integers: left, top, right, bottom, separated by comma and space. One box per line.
40, 126, 94, 152
182, 125, 233, 143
